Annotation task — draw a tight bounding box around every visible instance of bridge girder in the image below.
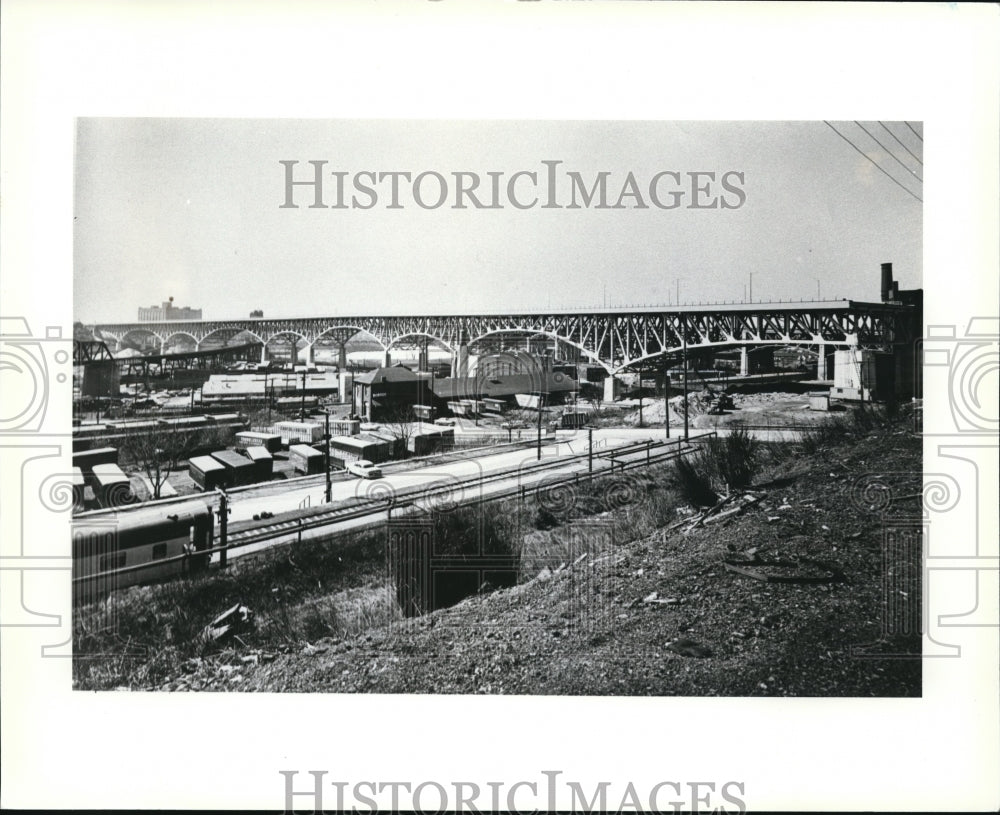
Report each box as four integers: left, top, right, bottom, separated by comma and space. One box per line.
94, 303, 916, 375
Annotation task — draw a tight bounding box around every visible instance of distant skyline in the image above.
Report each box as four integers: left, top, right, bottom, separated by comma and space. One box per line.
74, 120, 922, 323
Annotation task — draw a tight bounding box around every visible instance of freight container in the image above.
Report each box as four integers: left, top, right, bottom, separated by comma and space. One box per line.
408, 425, 454, 455
91, 463, 136, 508
71, 467, 86, 510
188, 455, 228, 491
330, 418, 360, 436
210, 449, 257, 487
329, 434, 394, 465
73, 446, 119, 474
289, 443, 324, 475
367, 430, 404, 460
244, 446, 274, 481
235, 431, 282, 454
274, 421, 323, 446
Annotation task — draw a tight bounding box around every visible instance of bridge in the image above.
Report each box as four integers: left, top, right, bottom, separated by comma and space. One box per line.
93, 299, 919, 376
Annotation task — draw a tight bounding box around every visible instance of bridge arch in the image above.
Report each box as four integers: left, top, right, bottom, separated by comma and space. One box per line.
263, 329, 309, 345
468, 328, 614, 375
119, 327, 165, 349
162, 330, 200, 349
198, 326, 266, 349
312, 325, 387, 350
384, 332, 455, 354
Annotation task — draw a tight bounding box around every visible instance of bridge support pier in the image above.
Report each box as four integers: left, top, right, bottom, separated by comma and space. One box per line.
817, 344, 831, 380
740, 346, 775, 376
338, 343, 348, 369
383, 350, 392, 368
603, 375, 620, 402
260, 345, 268, 364
453, 344, 469, 378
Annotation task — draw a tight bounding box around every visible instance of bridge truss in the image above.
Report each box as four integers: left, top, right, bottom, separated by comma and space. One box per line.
94, 301, 918, 375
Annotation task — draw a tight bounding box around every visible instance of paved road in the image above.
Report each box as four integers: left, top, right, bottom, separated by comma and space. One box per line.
225, 427, 667, 525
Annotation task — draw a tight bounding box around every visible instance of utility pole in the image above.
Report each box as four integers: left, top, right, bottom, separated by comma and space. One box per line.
536, 389, 544, 460
216, 489, 230, 569
815, 278, 821, 299
588, 426, 593, 472
749, 272, 753, 303
300, 368, 307, 420
682, 321, 689, 441
323, 410, 332, 503
664, 364, 671, 440
638, 371, 644, 428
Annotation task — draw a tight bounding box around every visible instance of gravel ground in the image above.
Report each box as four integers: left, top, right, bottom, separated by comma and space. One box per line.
161, 419, 922, 696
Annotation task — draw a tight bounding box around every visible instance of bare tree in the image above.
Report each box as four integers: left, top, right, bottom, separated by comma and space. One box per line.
378, 403, 417, 458
118, 422, 225, 499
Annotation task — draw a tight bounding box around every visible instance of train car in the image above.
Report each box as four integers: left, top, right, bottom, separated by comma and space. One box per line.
157, 415, 210, 430
91, 463, 137, 508
206, 412, 244, 425
72, 501, 214, 604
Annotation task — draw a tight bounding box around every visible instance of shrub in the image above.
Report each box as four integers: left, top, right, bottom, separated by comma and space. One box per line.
673, 455, 719, 507
714, 426, 759, 489
799, 417, 850, 454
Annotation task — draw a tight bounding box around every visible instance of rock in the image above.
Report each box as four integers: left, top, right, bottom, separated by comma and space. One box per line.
666, 638, 712, 658
201, 604, 255, 648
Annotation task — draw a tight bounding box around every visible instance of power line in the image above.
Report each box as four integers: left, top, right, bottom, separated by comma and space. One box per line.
879, 121, 923, 166
824, 121, 923, 203
855, 121, 922, 182
905, 122, 923, 142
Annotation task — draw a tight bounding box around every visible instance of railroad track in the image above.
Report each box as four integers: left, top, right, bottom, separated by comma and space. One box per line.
221, 434, 710, 556
73, 432, 714, 591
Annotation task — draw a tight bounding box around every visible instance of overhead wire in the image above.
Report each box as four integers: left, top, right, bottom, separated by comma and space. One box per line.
855, 121, 922, 182
879, 121, 923, 166
905, 122, 923, 142
823, 120, 923, 203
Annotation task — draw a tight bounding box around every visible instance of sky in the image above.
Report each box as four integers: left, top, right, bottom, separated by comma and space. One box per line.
74, 119, 922, 323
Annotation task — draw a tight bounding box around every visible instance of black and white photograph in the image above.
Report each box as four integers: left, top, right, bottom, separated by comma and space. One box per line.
1, 3, 997, 813
71, 119, 925, 698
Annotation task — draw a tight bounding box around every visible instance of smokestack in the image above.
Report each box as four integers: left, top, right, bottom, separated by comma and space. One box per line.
880, 263, 893, 302
890, 282, 899, 301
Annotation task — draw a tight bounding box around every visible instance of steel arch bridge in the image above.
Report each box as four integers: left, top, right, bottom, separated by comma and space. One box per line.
93, 300, 918, 375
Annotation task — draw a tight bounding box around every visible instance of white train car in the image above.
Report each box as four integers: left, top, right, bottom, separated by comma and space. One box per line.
72, 501, 214, 604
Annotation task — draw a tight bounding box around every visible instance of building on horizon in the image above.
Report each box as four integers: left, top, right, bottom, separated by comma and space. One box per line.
138, 296, 202, 322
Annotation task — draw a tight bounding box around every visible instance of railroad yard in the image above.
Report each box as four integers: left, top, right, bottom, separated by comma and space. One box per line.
71, 374, 922, 696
